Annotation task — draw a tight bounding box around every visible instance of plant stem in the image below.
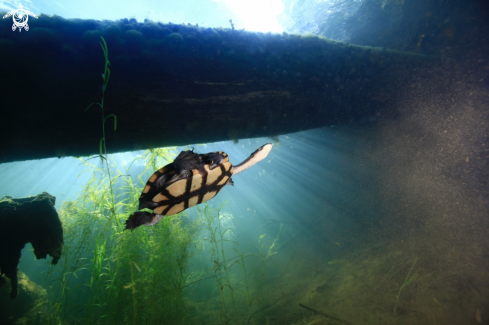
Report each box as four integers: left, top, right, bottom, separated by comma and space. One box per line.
394, 258, 417, 314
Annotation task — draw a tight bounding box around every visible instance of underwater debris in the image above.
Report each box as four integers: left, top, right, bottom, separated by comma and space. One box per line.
125, 143, 273, 230
298, 303, 352, 325
0, 192, 63, 299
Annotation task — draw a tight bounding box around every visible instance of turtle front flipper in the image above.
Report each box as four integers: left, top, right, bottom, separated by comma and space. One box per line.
125, 212, 164, 231
173, 150, 202, 173
204, 152, 225, 169
167, 150, 204, 184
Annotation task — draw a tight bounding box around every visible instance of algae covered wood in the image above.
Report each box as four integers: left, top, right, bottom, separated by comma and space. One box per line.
0, 192, 63, 299
0, 14, 437, 163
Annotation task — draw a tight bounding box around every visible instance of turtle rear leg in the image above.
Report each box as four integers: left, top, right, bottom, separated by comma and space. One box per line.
125, 212, 164, 231
138, 198, 159, 210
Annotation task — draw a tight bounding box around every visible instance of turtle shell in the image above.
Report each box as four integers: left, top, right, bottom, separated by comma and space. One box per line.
140, 151, 233, 216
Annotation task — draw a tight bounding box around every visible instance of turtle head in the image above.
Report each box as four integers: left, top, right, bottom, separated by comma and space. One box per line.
232, 143, 273, 176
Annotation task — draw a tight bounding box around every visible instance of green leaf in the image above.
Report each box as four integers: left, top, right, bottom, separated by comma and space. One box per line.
105, 68, 111, 87
221, 227, 235, 237
100, 37, 108, 60
105, 114, 117, 131
99, 138, 104, 157
85, 102, 102, 112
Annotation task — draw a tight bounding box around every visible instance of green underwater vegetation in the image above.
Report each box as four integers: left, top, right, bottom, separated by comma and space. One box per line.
39, 154, 283, 324
41, 160, 196, 324
39, 36, 195, 324
393, 257, 432, 315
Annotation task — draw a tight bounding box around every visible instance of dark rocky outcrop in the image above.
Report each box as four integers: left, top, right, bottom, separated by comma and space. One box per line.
0, 192, 63, 299
0, 271, 47, 325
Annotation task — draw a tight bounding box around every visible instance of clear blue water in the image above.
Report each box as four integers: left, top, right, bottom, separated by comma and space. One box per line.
0, 0, 285, 32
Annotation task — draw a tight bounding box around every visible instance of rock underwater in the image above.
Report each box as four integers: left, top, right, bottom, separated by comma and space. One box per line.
0, 270, 48, 325
0, 192, 63, 299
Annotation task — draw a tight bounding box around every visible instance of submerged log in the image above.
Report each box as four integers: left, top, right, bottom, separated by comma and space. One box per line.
0, 14, 438, 163
0, 192, 63, 299
298, 303, 352, 325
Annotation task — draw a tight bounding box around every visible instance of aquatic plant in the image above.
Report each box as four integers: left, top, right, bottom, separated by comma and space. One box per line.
232, 248, 254, 307
254, 224, 284, 281
393, 258, 431, 315
183, 203, 266, 324
84, 36, 117, 226
131, 147, 176, 173
41, 151, 194, 324
198, 203, 239, 324
39, 36, 195, 325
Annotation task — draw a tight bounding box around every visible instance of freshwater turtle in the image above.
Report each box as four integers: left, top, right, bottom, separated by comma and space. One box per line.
125, 143, 273, 231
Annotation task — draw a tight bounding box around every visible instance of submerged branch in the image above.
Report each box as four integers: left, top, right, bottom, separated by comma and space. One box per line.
298, 303, 353, 325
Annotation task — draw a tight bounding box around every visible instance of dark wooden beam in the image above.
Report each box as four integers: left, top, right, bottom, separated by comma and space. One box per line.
0, 14, 437, 163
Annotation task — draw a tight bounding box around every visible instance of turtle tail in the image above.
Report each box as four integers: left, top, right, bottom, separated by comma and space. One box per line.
232, 143, 273, 176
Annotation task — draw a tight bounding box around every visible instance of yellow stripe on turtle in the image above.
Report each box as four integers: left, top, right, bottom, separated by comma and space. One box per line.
142, 184, 152, 194
154, 205, 167, 215
165, 179, 188, 198
202, 190, 218, 203
191, 172, 203, 191
205, 165, 219, 185
149, 173, 159, 183
218, 176, 229, 186
188, 195, 199, 208
167, 202, 186, 215
153, 193, 169, 202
